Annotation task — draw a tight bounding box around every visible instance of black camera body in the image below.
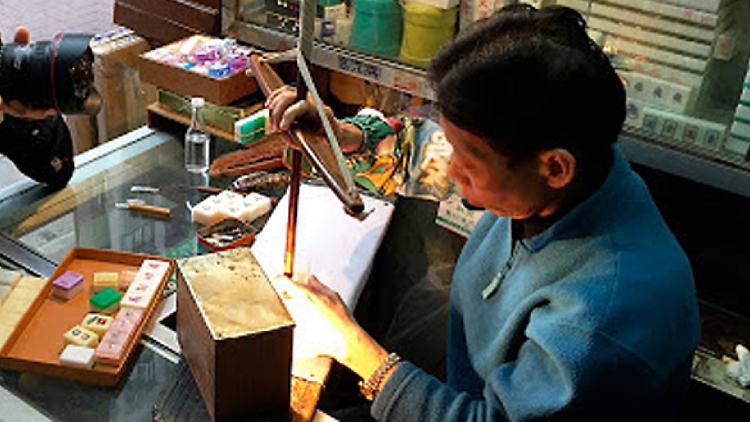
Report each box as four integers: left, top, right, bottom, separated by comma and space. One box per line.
0, 33, 101, 115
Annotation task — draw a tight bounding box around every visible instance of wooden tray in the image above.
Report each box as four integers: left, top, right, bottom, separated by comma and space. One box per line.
0, 248, 174, 386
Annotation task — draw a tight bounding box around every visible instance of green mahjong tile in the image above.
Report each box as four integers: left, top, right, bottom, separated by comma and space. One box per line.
90, 288, 122, 309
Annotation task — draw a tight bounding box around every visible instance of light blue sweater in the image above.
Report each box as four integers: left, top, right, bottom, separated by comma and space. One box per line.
372, 148, 700, 421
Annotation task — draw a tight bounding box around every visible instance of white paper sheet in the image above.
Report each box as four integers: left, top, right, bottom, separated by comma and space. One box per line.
251, 183, 394, 381
252, 183, 394, 307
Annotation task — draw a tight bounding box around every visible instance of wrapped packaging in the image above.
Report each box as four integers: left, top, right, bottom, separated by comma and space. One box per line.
90, 30, 155, 145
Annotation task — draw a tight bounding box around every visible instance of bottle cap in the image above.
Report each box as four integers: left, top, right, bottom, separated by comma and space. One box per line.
192, 97, 205, 108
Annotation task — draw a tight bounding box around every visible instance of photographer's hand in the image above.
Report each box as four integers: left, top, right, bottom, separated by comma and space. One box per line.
0, 99, 58, 120
13, 26, 30, 44
0, 27, 57, 120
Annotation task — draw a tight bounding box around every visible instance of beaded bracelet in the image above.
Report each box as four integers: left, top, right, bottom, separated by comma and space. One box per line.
359, 352, 401, 401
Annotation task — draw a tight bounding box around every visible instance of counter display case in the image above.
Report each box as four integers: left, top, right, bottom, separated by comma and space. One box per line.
0, 129, 324, 421
223, 0, 750, 197
2, 0, 750, 417
0, 129, 197, 421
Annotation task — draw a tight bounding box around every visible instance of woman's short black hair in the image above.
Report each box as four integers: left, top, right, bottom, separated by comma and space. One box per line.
428, 4, 625, 168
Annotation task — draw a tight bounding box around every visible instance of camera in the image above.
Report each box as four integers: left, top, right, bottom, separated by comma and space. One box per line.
0, 33, 101, 115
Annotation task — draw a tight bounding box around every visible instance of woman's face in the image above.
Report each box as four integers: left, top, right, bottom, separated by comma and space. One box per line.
441, 116, 558, 220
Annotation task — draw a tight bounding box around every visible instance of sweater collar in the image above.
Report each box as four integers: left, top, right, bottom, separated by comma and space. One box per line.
520, 147, 633, 253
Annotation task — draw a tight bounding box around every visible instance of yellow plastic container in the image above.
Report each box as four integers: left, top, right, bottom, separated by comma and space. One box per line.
400, 3, 458, 68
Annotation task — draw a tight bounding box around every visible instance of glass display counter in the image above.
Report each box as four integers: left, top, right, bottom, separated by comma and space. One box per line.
0, 115, 748, 417
0, 126, 381, 421
0, 128, 200, 421
0, 128, 212, 265
0, 128, 331, 421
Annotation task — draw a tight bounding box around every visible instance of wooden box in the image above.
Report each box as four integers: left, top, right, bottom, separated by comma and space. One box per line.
114, 1, 200, 44
117, 0, 221, 35
176, 248, 294, 420
0, 248, 173, 386
138, 36, 258, 105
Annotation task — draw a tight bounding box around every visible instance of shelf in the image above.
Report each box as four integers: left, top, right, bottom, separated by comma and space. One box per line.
147, 103, 237, 144
691, 300, 750, 406
620, 127, 750, 199
692, 349, 750, 407
223, 17, 434, 100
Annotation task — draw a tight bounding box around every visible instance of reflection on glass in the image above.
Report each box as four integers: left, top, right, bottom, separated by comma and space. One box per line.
562, 0, 750, 167
0, 131, 236, 421
0, 133, 238, 263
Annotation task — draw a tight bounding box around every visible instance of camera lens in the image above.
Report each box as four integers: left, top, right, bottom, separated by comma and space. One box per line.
0, 33, 101, 115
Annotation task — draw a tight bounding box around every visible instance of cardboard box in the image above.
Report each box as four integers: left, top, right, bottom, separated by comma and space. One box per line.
117, 0, 221, 35
115, 1, 201, 44
64, 115, 98, 154
176, 248, 294, 420
139, 36, 259, 105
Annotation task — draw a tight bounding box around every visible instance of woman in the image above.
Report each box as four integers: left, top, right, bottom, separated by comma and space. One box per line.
268, 5, 700, 421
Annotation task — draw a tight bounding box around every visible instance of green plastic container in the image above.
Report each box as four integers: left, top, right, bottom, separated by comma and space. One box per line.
158, 89, 262, 134
400, 3, 457, 68
350, 0, 403, 57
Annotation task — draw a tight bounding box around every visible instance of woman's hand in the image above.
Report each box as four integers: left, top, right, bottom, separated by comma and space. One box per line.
264, 86, 364, 153
0, 99, 58, 120
265, 86, 322, 133
274, 274, 390, 380
0, 27, 58, 120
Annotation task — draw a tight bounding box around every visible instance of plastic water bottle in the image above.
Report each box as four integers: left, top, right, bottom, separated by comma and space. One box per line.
185, 97, 210, 173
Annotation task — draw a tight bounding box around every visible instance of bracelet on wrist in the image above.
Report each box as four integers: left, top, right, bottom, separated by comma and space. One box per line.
359, 352, 401, 401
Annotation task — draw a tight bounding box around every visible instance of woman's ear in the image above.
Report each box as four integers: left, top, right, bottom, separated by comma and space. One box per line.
538, 149, 576, 189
